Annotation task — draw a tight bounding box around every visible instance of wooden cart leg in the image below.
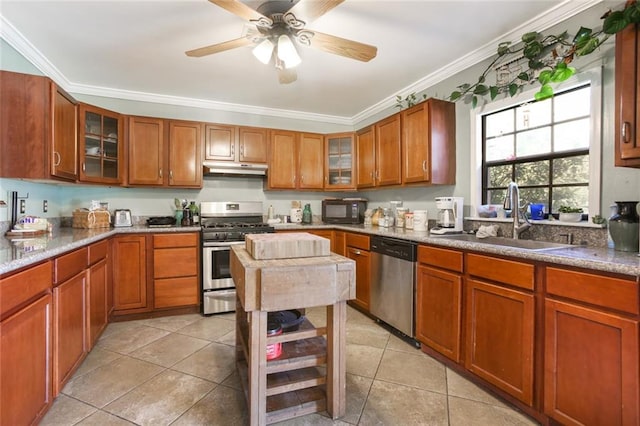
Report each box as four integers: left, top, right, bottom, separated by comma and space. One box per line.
247, 310, 268, 426
326, 301, 347, 419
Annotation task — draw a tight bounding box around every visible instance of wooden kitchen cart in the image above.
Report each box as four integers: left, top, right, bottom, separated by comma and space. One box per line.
230, 244, 355, 425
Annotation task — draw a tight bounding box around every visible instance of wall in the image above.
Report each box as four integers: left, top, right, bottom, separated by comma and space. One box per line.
2, 1, 639, 224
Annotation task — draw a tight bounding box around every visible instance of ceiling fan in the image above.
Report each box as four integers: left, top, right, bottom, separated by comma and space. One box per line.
186, 0, 377, 84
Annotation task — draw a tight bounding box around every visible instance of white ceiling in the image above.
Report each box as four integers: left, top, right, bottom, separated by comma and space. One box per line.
0, 0, 605, 125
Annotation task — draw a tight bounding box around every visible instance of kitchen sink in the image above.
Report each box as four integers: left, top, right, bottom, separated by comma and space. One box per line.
433, 234, 573, 251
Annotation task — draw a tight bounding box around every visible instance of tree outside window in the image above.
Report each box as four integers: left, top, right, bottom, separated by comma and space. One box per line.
482, 85, 590, 215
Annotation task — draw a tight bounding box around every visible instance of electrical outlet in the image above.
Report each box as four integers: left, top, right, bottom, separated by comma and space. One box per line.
43, 200, 48, 213
20, 199, 26, 214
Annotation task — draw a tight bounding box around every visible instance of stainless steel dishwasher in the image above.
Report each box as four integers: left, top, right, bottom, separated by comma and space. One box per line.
370, 236, 417, 339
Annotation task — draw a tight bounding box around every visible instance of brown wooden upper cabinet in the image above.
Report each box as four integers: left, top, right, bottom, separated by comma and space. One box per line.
0, 71, 78, 181
267, 129, 324, 190
128, 116, 203, 188
356, 113, 402, 188
615, 22, 640, 167
78, 103, 123, 184
325, 132, 356, 190
356, 125, 376, 188
205, 124, 267, 164
402, 99, 456, 184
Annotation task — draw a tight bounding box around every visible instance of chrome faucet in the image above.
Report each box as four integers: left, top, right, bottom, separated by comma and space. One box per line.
503, 181, 531, 239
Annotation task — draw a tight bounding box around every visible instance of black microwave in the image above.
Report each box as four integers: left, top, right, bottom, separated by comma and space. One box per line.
322, 199, 367, 224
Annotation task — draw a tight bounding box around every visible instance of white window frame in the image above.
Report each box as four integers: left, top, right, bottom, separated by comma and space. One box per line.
469, 66, 603, 217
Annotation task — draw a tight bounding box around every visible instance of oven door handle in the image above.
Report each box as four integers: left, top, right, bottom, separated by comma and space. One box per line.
203, 241, 246, 248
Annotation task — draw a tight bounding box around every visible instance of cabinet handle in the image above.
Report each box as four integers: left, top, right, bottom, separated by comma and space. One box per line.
422, 160, 427, 172
353, 250, 361, 255
293, 175, 296, 184
240, 145, 244, 156
622, 122, 631, 144
53, 151, 61, 166
82, 162, 85, 172
231, 144, 235, 156
170, 170, 173, 180
301, 175, 304, 183
159, 168, 163, 178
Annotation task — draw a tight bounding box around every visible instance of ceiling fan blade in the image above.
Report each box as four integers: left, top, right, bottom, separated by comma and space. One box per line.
209, 0, 272, 27
186, 37, 253, 57
305, 31, 377, 62
278, 67, 297, 84
285, 0, 345, 25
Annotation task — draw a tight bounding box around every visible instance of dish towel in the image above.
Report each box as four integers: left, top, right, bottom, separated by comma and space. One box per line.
476, 225, 499, 238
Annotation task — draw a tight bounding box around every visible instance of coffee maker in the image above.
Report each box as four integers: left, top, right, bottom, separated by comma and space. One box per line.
430, 196, 464, 234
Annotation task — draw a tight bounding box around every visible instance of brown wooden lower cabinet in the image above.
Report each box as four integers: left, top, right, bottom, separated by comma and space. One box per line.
333, 231, 345, 256
153, 233, 199, 309
416, 264, 462, 362
112, 235, 148, 312
0, 293, 52, 425
346, 246, 371, 312
465, 278, 534, 406
53, 271, 87, 395
87, 258, 108, 348
544, 299, 639, 425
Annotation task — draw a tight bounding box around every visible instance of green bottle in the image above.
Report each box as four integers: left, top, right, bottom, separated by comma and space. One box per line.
302, 204, 312, 224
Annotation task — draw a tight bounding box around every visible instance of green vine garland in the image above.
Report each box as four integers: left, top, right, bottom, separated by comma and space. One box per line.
396, 1, 640, 109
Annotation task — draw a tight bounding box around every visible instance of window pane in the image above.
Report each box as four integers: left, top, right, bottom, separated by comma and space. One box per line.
487, 165, 512, 187
553, 155, 589, 184
552, 186, 589, 214
554, 86, 590, 121
554, 118, 590, 152
485, 109, 514, 138
515, 160, 549, 186
516, 101, 551, 130
519, 187, 549, 209
486, 135, 514, 162
515, 128, 551, 157
488, 189, 507, 205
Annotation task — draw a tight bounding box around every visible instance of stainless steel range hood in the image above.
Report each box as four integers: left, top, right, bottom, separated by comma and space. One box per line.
203, 161, 267, 177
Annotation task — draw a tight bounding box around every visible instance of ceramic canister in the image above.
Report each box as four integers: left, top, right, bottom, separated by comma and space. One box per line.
413, 210, 428, 231
290, 208, 303, 223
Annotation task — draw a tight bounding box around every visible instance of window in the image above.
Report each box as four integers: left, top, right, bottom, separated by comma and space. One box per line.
481, 85, 594, 215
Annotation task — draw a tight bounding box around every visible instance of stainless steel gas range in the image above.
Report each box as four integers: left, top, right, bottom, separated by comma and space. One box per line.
200, 201, 274, 315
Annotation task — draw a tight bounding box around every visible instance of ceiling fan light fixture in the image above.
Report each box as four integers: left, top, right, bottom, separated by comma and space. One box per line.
277, 34, 301, 69
252, 38, 274, 64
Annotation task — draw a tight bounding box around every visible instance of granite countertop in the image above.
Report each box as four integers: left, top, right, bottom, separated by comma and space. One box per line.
2, 222, 639, 278
0, 225, 200, 275
274, 223, 640, 278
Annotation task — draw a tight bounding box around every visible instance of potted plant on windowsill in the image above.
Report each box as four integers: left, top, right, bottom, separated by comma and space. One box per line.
558, 205, 584, 222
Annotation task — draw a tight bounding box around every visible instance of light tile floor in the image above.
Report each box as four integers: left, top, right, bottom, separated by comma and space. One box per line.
41, 306, 539, 425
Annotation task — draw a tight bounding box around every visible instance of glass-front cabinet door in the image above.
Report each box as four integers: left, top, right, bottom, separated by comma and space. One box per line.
325, 132, 355, 190
79, 103, 123, 184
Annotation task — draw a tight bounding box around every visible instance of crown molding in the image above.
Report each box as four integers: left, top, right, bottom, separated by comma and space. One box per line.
2, 0, 604, 127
